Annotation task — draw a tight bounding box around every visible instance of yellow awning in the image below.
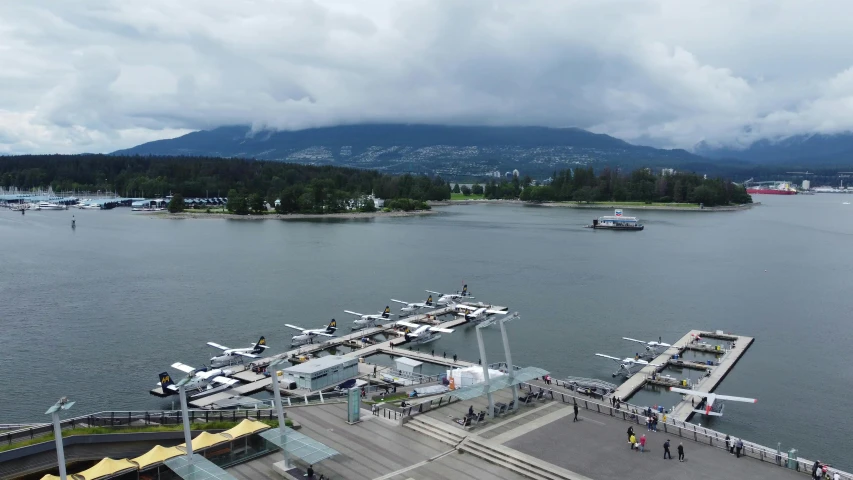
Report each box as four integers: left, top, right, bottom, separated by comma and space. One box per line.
221, 419, 270, 440
72, 457, 137, 480
177, 431, 231, 452
131, 444, 183, 469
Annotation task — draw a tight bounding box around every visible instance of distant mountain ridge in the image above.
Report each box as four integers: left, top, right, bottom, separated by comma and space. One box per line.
695, 132, 853, 164
112, 124, 704, 176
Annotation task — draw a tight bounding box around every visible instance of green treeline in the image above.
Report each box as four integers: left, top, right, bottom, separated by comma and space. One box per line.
0, 155, 450, 213
516, 167, 752, 206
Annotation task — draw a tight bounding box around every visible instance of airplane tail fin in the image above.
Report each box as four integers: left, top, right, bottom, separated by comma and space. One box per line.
462, 284, 468, 296
382, 306, 391, 318
253, 336, 267, 352
159, 372, 175, 390
426, 294, 433, 305
326, 319, 337, 333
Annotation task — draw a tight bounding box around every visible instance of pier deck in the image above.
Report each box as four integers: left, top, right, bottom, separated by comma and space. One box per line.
612, 330, 754, 422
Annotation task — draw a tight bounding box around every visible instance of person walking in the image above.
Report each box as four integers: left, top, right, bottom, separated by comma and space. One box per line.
725, 435, 731, 453
652, 416, 658, 432
678, 442, 685, 462
306, 464, 314, 478
453, 354, 457, 362
431, 349, 434, 356
629, 433, 637, 451
663, 439, 672, 459
639, 434, 646, 452
573, 403, 579, 422
736, 438, 743, 458
729, 436, 736, 454
627, 426, 634, 441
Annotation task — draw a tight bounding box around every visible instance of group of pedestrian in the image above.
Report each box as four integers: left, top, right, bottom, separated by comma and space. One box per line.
610, 396, 623, 409
724, 435, 744, 458
627, 425, 685, 461
542, 375, 552, 385
645, 413, 659, 432
812, 460, 839, 480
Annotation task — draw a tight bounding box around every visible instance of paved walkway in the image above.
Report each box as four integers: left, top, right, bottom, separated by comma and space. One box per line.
503, 410, 804, 480
228, 402, 526, 480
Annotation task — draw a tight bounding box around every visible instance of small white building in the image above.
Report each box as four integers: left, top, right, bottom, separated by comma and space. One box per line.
282, 356, 359, 391
394, 357, 423, 375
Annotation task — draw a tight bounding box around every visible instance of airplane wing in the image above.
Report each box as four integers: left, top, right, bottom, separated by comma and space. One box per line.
595, 353, 621, 361
285, 323, 307, 332
669, 387, 697, 396
396, 320, 421, 329
211, 376, 239, 386
344, 310, 364, 316
714, 394, 757, 403
694, 409, 723, 416
390, 299, 409, 305
425, 290, 443, 295
171, 362, 196, 374
429, 326, 454, 333
314, 332, 335, 337
206, 342, 230, 351
233, 352, 260, 358
485, 308, 507, 314
622, 337, 648, 345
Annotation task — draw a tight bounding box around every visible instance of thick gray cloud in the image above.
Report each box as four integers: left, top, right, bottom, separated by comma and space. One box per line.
1, 0, 853, 153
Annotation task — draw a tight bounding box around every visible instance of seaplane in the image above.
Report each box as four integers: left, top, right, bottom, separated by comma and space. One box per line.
623, 337, 672, 357
669, 387, 757, 417
285, 319, 337, 346
595, 353, 663, 377
395, 320, 454, 345
157, 362, 239, 399
344, 306, 394, 329
425, 284, 474, 305
390, 295, 434, 316
453, 303, 508, 323
207, 336, 269, 366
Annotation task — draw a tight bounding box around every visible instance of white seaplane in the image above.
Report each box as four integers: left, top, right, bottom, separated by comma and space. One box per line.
595, 353, 663, 377
395, 320, 454, 345
390, 295, 434, 316
345, 306, 394, 329
669, 387, 757, 416
207, 336, 268, 366
425, 284, 474, 305
157, 362, 239, 399
623, 337, 672, 357
285, 319, 337, 346
453, 303, 508, 323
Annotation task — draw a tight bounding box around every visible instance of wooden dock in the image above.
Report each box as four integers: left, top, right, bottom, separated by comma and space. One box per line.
612, 329, 754, 423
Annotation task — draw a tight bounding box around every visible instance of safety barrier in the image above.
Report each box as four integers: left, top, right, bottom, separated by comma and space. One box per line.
519, 381, 852, 480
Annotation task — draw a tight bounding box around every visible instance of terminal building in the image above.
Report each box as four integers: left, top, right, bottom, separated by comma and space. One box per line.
282, 356, 358, 391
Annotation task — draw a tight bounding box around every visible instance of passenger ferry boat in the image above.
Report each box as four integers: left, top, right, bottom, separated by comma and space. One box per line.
587, 209, 644, 231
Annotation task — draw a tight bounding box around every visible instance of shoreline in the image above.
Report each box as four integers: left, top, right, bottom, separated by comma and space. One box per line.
150, 210, 438, 220
533, 202, 760, 212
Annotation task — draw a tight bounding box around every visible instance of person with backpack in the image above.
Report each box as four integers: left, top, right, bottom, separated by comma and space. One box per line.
663, 439, 672, 459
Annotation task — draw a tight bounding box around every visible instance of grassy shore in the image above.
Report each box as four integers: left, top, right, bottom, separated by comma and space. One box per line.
0, 419, 287, 453
450, 193, 485, 200
152, 210, 436, 220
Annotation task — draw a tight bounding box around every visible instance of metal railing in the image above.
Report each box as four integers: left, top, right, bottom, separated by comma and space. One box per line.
519, 381, 852, 480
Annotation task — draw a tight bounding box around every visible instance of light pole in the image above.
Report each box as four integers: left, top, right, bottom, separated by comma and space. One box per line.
175, 373, 196, 460
45, 397, 75, 480
267, 359, 292, 469
474, 322, 494, 418
497, 313, 520, 411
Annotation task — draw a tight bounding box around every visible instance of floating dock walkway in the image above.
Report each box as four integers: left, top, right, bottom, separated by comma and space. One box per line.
150, 302, 507, 408
612, 329, 754, 422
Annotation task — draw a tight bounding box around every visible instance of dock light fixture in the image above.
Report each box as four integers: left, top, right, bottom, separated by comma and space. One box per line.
474, 321, 495, 418
175, 372, 197, 459
267, 358, 293, 469
497, 313, 521, 411
45, 396, 75, 480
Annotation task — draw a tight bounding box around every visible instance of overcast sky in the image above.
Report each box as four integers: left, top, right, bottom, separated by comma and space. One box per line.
2, 0, 853, 154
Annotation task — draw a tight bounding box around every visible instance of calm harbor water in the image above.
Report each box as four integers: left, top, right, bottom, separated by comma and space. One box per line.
0, 196, 850, 468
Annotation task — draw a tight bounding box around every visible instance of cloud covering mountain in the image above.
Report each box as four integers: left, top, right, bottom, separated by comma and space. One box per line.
2, 0, 853, 154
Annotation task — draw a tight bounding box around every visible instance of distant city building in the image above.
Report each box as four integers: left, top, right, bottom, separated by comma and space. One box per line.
512, 169, 520, 178
661, 168, 676, 176
505, 172, 513, 179
802, 180, 811, 190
